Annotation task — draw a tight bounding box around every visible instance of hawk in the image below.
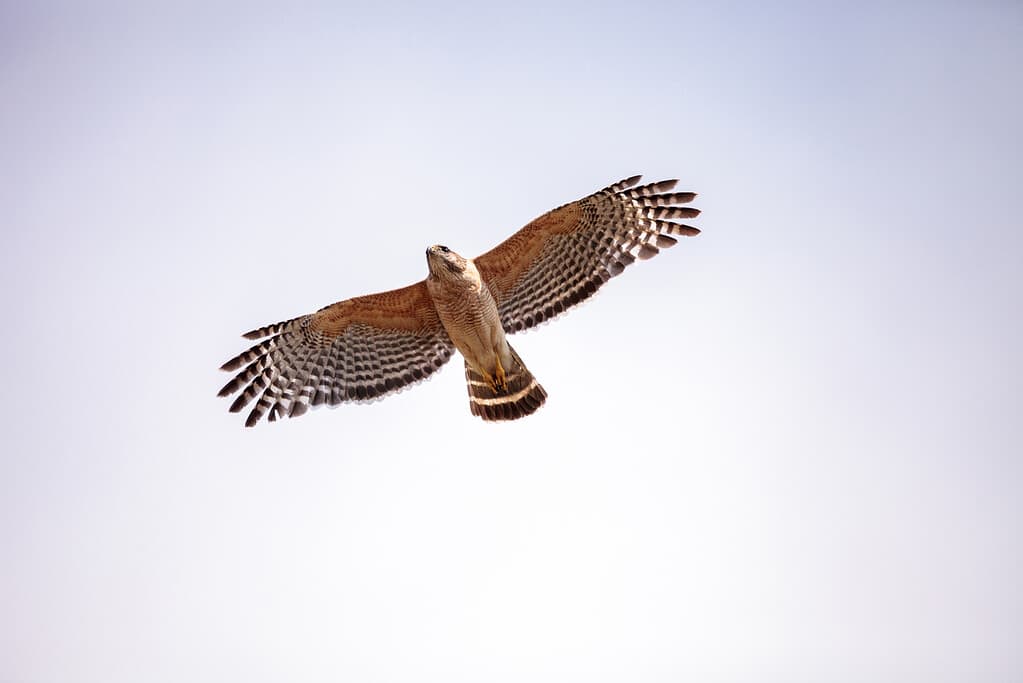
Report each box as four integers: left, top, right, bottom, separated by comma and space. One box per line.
218, 175, 700, 425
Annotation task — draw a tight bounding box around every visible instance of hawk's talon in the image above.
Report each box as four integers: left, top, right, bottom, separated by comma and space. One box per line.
478, 359, 508, 394
479, 368, 498, 394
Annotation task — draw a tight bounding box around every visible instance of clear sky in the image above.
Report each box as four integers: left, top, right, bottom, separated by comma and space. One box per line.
2, 2, 1021, 682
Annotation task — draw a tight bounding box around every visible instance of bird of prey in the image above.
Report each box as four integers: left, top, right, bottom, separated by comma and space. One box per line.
218, 175, 700, 425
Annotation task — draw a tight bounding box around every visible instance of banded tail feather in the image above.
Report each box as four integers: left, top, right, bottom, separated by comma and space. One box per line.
464, 346, 547, 421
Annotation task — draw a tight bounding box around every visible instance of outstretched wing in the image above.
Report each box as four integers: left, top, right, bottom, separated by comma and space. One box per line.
218, 281, 454, 426
474, 175, 700, 333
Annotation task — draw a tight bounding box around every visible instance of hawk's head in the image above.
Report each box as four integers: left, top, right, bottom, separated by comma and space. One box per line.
426, 244, 469, 280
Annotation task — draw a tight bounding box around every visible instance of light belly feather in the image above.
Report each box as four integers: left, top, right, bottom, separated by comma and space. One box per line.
433, 282, 506, 375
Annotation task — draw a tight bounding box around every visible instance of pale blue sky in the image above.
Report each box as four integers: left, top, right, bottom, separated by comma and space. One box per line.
2, 2, 1021, 682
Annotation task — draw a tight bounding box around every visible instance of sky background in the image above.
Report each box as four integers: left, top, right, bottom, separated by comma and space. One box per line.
2, 2, 1021, 682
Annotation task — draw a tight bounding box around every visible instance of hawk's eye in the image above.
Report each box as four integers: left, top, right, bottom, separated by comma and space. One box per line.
439, 245, 450, 253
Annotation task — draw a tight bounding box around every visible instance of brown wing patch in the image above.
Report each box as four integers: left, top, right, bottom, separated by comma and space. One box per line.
475, 202, 583, 300
219, 281, 454, 426
314, 281, 440, 336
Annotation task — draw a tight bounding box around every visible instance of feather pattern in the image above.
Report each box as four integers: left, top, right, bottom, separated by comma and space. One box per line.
474, 175, 700, 334
464, 345, 546, 421
218, 281, 454, 426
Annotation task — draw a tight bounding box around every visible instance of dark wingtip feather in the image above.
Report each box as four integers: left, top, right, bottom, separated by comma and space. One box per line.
229, 393, 249, 413
604, 175, 643, 194
217, 378, 240, 397
637, 243, 660, 260
242, 319, 293, 340
627, 179, 679, 197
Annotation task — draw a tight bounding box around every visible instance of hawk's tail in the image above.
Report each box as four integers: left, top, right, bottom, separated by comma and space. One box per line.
465, 345, 547, 421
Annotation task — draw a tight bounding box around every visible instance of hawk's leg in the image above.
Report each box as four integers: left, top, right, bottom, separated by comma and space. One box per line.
478, 357, 509, 394
494, 355, 508, 393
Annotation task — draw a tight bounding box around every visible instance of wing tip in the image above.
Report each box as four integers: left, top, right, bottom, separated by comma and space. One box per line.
242, 318, 295, 340
604, 175, 643, 194
219, 359, 238, 372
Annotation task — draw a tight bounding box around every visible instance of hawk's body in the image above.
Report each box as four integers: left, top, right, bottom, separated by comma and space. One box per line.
425, 245, 546, 419
425, 247, 507, 380
219, 175, 700, 425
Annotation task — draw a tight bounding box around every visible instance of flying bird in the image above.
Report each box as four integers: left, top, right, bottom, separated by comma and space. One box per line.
218, 175, 701, 425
